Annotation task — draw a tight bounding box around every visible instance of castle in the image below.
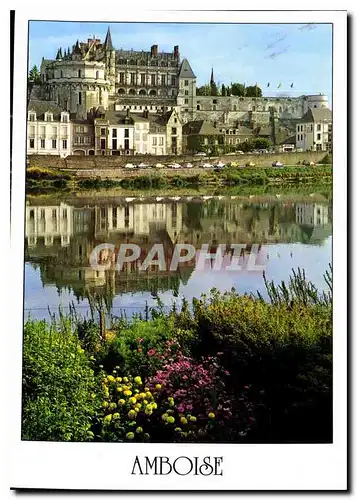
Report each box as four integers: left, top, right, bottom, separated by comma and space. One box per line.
39, 27, 329, 126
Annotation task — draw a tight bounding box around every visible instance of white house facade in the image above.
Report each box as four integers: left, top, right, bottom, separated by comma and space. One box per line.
296, 108, 332, 152
27, 107, 72, 157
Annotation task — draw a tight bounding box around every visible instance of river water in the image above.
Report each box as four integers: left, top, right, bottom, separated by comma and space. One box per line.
24, 190, 332, 320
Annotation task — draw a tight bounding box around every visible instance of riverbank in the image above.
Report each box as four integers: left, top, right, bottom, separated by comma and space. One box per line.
22, 269, 332, 444
26, 164, 332, 192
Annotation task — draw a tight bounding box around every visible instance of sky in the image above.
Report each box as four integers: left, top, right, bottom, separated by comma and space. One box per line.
28, 21, 332, 104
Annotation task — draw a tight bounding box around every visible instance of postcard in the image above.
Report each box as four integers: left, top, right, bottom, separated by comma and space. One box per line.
8, 7, 347, 492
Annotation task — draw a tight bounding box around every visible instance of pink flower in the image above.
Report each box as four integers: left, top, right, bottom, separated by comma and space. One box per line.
147, 348, 156, 357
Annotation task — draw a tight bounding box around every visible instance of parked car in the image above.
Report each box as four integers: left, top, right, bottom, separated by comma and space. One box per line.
236, 150, 245, 155
155, 163, 165, 169
194, 152, 207, 157
125, 163, 135, 169
214, 161, 226, 169
138, 162, 149, 169
272, 161, 284, 167
182, 162, 193, 168
201, 163, 213, 168
168, 163, 181, 169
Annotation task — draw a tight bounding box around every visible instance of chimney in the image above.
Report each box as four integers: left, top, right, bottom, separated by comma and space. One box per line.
151, 45, 158, 57
174, 45, 179, 58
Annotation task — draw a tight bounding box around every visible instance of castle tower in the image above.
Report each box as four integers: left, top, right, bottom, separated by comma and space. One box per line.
177, 58, 196, 121
103, 27, 116, 95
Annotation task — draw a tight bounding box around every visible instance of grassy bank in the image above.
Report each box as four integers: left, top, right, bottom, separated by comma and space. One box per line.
26, 164, 332, 192
23, 268, 332, 444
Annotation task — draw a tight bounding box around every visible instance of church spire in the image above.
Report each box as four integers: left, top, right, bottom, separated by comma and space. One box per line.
104, 26, 114, 50
210, 67, 214, 85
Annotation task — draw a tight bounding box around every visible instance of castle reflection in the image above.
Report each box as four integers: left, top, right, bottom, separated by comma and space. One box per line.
25, 196, 332, 307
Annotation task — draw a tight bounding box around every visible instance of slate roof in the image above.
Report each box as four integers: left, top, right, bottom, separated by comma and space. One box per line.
300, 108, 332, 123
28, 100, 66, 120
183, 120, 223, 136
100, 111, 134, 125
178, 58, 196, 79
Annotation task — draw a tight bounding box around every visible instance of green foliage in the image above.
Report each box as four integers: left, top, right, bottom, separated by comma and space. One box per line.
26, 166, 72, 181
221, 84, 227, 96
251, 138, 272, 150
100, 316, 176, 378
245, 85, 262, 97
28, 65, 41, 85
22, 317, 101, 441
230, 83, 246, 96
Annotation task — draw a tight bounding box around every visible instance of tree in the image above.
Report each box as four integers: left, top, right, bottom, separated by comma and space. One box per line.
196, 85, 211, 96
251, 138, 272, 150
28, 65, 41, 85
245, 85, 262, 97
210, 81, 218, 97
221, 84, 227, 97
230, 83, 246, 96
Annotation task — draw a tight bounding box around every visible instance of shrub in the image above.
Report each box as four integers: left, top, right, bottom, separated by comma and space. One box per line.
318, 153, 332, 165
22, 317, 101, 441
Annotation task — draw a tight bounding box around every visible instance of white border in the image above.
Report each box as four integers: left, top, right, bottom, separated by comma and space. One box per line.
8, 7, 347, 492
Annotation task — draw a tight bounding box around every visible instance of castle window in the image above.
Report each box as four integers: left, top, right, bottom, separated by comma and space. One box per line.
139, 89, 146, 95
213, 105, 216, 111
45, 113, 53, 122
184, 90, 189, 96
151, 74, 156, 86
213, 99, 217, 104
172, 76, 176, 86
119, 73, 125, 83
112, 129, 117, 138
128, 88, 136, 95
118, 88, 125, 94
62, 139, 67, 149
124, 129, 129, 138
60, 71, 63, 78
197, 104, 200, 110
52, 139, 57, 149
28, 112, 36, 121
233, 105, 237, 111
61, 113, 68, 123
78, 69, 82, 78
40, 139, 45, 148
160, 60, 167, 67
96, 71, 99, 79
78, 92, 82, 105
29, 139, 35, 149
139, 60, 145, 66
129, 59, 136, 66
184, 80, 189, 86
100, 128, 106, 136
149, 89, 157, 96
252, 106, 256, 112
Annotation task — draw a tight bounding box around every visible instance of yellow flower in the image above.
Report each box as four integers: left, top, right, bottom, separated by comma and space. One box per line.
145, 387, 150, 392
113, 413, 120, 420
155, 384, 162, 390
123, 377, 129, 383
169, 401, 175, 407
128, 410, 137, 419
175, 427, 182, 432
122, 385, 129, 391
189, 416, 197, 422
102, 401, 109, 408
135, 404, 142, 411
136, 427, 143, 434
109, 402, 117, 410
146, 392, 153, 399
116, 387, 123, 392
208, 412, 215, 420
118, 399, 125, 405
145, 407, 153, 416
162, 413, 169, 421
107, 375, 115, 382
139, 393, 146, 399
167, 416, 175, 424
151, 402, 157, 410
123, 390, 132, 397
116, 377, 122, 383
143, 400, 148, 405
126, 432, 135, 440
129, 397, 137, 405
180, 417, 188, 425
104, 414, 112, 423
134, 376, 142, 385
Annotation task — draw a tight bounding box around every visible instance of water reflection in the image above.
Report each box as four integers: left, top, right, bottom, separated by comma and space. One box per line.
25, 195, 332, 318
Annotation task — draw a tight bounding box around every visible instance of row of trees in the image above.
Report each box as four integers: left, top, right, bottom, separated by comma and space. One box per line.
196, 82, 263, 98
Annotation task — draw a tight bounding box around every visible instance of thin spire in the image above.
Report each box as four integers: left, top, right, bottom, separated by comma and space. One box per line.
210, 67, 214, 85
104, 26, 114, 50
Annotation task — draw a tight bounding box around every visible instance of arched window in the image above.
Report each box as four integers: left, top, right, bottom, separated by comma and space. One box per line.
160, 60, 167, 67
149, 89, 157, 96
129, 59, 136, 66
139, 89, 146, 95
128, 88, 136, 95
212, 105, 216, 111
118, 88, 125, 94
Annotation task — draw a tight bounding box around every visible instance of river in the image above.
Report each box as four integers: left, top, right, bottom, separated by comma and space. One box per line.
24, 189, 332, 320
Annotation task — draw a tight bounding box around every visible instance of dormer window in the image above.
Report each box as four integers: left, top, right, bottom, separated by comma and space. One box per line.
28, 112, 36, 122
61, 112, 69, 123
45, 112, 53, 122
